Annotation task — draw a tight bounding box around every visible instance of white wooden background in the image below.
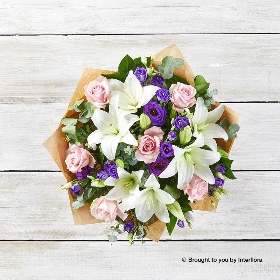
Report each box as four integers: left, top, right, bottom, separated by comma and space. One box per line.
0, 1, 280, 279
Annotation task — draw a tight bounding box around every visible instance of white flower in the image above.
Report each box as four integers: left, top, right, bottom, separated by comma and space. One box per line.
126, 174, 175, 223
105, 168, 144, 210
87, 95, 139, 160
159, 134, 220, 189
108, 71, 159, 113
192, 97, 228, 151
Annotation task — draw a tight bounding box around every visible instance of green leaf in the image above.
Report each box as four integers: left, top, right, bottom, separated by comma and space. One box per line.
219, 119, 230, 130
61, 118, 77, 126
163, 185, 181, 199
108, 235, 118, 242
62, 125, 76, 135
217, 147, 229, 158
229, 124, 240, 133
172, 58, 184, 68
68, 100, 84, 112
221, 158, 234, 169
72, 198, 86, 210
157, 56, 184, 79
102, 73, 124, 81
167, 201, 185, 220
224, 168, 237, 179
166, 212, 177, 236
83, 187, 95, 201
118, 54, 135, 75
165, 74, 189, 88
178, 194, 192, 212
194, 75, 210, 94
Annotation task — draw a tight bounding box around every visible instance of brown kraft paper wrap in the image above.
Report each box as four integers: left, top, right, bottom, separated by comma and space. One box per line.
43, 44, 239, 242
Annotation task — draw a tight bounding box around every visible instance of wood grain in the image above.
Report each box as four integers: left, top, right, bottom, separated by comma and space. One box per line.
0, 171, 279, 240
0, 103, 278, 171
0, 241, 278, 280
0, 35, 280, 102
0, 1, 280, 34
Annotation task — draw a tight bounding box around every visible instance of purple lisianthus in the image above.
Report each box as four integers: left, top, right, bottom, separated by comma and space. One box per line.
214, 177, 225, 186
156, 88, 170, 102
104, 161, 119, 179
134, 67, 147, 83
167, 131, 177, 141
96, 170, 109, 180
177, 220, 185, 228
215, 164, 227, 175
148, 157, 169, 176
143, 101, 166, 126
70, 184, 82, 195
173, 116, 189, 130
160, 142, 174, 158
76, 165, 94, 180
151, 75, 165, 87
124, 220, 134, 233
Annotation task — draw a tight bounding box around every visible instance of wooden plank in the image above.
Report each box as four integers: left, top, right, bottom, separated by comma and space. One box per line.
0, 241, 279, 279
0, 171, 279, 240
0, 103, 278, 171
0, 1, 280, 34
0, 35, 280, 103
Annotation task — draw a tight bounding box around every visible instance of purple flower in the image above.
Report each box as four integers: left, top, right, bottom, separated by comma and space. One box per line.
148, 157, 169, 176
70, 184, 82, 195
104, 161, 119, 179
160, 142, 174, 158
76, 165, 94, 180
96, 170, 109, 180
173, 116, 189, 130
143, 101, 166, 126
134, 67, 147, 83
156, 88, 170, 102
151, 75, 165, 87
124, 220, 134, 233
177, 220, 185, 228
215, 164, 227, 175
214, 177, 225, 186
167, 131, 177, 141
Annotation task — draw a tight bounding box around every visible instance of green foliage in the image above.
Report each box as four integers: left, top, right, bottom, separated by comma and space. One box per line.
178, 194, 192, 212
217, 147, 229, 158
163, 184, 181, 199
194, 75, 210, 94
61, 118, 77, 135
108, 235, 118, 242
72, 194, 86, 209
157, 56, 184, 79
219, 119, 230, 130
227, 124, 240, 139
220, 157, 237, 179
165, 74, 189, 89
166, 212, 177, 235
167, 201, 185, 220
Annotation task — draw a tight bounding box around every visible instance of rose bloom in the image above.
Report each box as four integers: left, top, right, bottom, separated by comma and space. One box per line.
90, 197, 128, 223
85, 76, 110, 109
183, 174, 208, 203
65, 144, 95, 173
170, 82, 196, 112
135, 127, 163, 164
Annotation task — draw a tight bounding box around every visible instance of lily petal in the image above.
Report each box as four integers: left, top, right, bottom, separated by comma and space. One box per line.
192, 97, 208, 126
154, 188, 175, 205
194, 164, 215, 184
121, 132, 138, 147
154, 200, 170, 223
190, 147, 220, 166
135, 190, 155, 222
100, 134, 121, 160
189, 133, 204, 148
108, 79, 123, 92
204, 138, 217, 151
158, 157, 177, 179
145, 174, 160, 189
138, 85, 159, 107
104, 176, 117, 186
124, 71, 143, 102
206, 104, 224, 123
106, 179, 130, 200
177, 156, 194, 189
87, 130, 104, 146
91, 109, 117, 134
203, 123, 228, 141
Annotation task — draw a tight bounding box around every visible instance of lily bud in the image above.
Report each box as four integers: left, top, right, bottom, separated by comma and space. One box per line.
140, 113, 151, 130
179, 126, 192, 145
115, 158, 125, 169
58, 181, 73, 190
141, 55, 147, 66
170, 108, 177, 120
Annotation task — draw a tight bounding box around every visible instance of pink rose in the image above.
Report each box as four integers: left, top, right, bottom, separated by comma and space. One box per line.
135, 127, 162, 163
65, 144, 95, 173
90, 197, 128, 223
85, 76, 110, 109
144, 126, 164, 140
183, 174, 208, 203
170, 82, 196, 112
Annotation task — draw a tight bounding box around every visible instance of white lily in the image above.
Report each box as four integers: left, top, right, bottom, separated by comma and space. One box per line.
192, 97, 228, 151
159, 134, 220, 189
108, 70, 159, 113
87, 95, 139, 160
105, 168, 144, 210
126, 174, 175, 223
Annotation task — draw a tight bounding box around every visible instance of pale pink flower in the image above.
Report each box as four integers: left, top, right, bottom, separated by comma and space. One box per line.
65, 144, 95, 173
85, 76, 110, 109
183, 174, 208, 203
170, 82, 196, 112
90, 197, 128, 223
144, 126, 164, 140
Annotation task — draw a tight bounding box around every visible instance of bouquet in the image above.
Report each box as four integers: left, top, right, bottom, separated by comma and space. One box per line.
44, 45, 239, 244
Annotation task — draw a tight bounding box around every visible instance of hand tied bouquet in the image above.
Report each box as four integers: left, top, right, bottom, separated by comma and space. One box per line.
44, 45, 239, 244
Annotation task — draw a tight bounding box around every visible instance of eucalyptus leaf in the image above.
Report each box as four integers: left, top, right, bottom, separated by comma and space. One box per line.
229, 124, 240, 133
62, 125, 76, 135
108, 235, 118, 242
72, 199, 86, 210
68, 100, 84, 112
61, 118, 77, 126
219, 119, 230, 130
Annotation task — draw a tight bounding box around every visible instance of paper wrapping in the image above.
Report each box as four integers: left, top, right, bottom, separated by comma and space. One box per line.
43, 44, 239, 242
